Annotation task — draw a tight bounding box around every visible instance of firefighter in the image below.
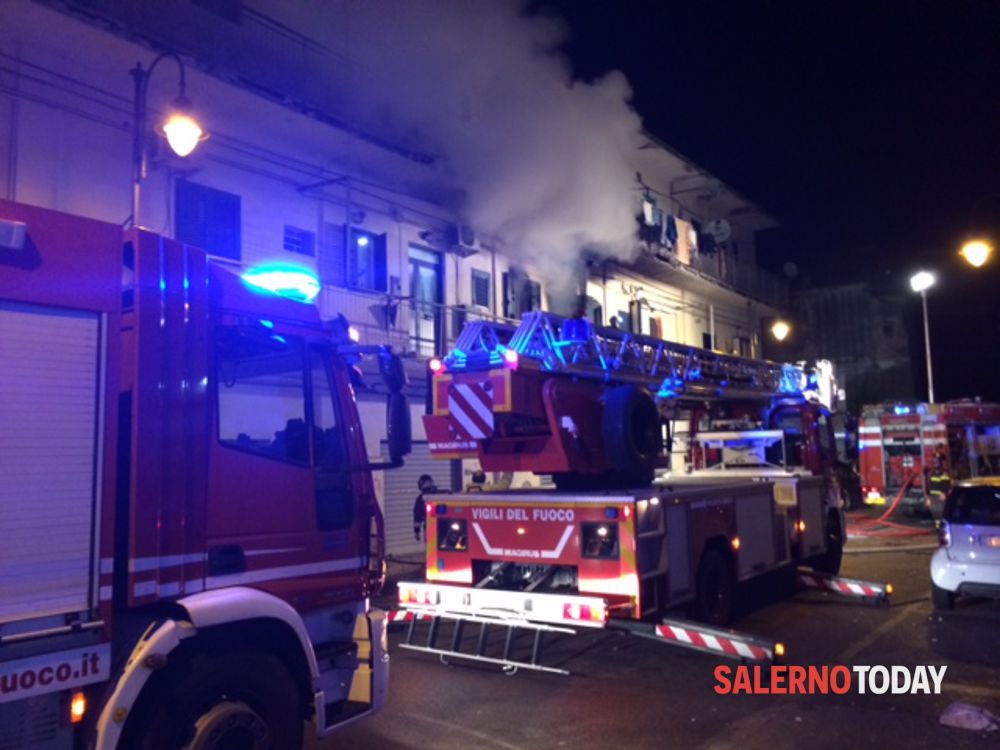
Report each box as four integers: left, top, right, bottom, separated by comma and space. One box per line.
413, 474, 436, 541
925, 453, 950, 520
466, 469, 487, 492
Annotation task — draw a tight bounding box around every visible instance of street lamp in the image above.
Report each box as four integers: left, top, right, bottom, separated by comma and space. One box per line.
770, 319, 791, 342
130, 53, 206, 228
909, 270, 936, 404
959, 239, 993, 268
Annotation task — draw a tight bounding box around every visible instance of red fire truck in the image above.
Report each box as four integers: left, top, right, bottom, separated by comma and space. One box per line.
859, 401, 1000, 507
0, 201, 411, 749
396, 313, 870, 674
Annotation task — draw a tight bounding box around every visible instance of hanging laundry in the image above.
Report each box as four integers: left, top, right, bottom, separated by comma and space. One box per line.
665, 214, 678, 245
642, 199, 655, 226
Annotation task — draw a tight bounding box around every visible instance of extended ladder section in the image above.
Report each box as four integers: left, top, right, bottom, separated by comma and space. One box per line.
444, 311, 804, 403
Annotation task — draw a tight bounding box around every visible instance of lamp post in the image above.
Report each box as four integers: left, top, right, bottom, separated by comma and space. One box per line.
910, 270, 936, 404
130, 53, 205, 228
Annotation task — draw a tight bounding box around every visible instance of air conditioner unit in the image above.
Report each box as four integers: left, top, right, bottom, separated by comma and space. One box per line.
0, 218, 27, 251
448, 223, 479, 257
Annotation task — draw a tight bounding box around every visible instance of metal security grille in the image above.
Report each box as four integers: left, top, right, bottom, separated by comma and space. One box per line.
380, 441, 451, 558
0, 302, 101, 624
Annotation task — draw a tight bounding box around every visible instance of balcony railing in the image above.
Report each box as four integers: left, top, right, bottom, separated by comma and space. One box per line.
320, 286, 517, 359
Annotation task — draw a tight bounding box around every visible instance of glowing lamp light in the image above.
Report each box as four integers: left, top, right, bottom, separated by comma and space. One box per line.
348, 325, 361, 343
70, 692, 87, 724
241, 264, 321, 303
770, 319, 791, 342
960, 239, 992, 268
356, 235, 370, 247
774, 643, 786, 658
429, 357, 445, 374
162, 109, 204, 157
909, 270, 935, 293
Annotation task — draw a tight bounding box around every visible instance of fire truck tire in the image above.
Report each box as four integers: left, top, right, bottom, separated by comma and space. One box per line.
811, 514, 844, 576
602, 385, 660, 484
123, 650, 303, 750
693, 546, 736, 626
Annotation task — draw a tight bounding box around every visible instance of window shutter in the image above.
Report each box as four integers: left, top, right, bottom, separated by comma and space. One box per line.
175, 179, 241, 260
502, 272, 517, 318
374, 234, 388, 292
319, 222, 348, 287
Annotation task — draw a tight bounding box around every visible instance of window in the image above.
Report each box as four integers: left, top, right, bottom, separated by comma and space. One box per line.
502, 270, 542, 318
582, 522, 619, 559
217, 332, 307, 464
283, 225, 316, 257
175, 180, 241, 260
310, 349, 353, 529
309, 349, 343, 468
318, 223, 387, 291
471, 269, 491, 308
946, 486, 1000, 525
702, 332, 713, 349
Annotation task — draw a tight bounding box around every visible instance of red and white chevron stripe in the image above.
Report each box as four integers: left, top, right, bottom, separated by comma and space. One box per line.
797, 572, 886, 599
387, 610, 433, 624
447, 382, 494, 440
654, 623, 772, 660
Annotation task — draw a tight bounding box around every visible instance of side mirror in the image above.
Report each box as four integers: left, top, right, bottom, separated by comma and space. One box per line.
379, 351, 407, 393
386, 391, 412, 463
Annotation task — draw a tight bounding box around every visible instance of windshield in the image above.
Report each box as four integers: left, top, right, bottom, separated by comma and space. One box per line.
945, 486, 1000, 526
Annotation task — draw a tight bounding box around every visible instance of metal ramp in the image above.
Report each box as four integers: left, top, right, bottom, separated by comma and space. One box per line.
797, 569, 892, 605
444, 310, 804, 403
395, 608, 578, 676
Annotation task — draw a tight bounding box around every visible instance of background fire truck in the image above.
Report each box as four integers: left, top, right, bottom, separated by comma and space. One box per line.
0, 201, 411, 749
859, 401, 1000, 508
394, 313, 874, 674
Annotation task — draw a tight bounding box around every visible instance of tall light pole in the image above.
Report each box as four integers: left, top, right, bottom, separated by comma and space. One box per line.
131, 53, 206, 228
910, 270, 936, 404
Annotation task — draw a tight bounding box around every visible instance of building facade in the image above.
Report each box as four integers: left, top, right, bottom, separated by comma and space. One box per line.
0, 0, 789, 555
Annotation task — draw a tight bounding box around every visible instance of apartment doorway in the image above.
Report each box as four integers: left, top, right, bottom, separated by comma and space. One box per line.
409, 245, 442, 356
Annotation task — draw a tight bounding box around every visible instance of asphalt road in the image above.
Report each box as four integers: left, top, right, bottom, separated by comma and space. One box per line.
327, 525, 1000, 749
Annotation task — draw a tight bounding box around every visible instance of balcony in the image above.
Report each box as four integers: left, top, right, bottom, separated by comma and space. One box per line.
640, 244, 789, 310
319, 286, 516, 360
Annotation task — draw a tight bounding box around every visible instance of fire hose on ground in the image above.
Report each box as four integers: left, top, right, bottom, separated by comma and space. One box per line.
846, 471, 935, 539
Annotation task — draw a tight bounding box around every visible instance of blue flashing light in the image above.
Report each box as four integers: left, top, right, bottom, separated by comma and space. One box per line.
893, 405, 911, 415
779, 364, 804, 394
604, 507, 620, 520
259, 319, 275, 329
241, 263, 321, 303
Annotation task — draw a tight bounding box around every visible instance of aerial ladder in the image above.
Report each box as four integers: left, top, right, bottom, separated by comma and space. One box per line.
424, 311, 824, 487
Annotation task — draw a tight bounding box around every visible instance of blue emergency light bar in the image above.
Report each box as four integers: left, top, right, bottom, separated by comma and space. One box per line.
241, 263, 321, 303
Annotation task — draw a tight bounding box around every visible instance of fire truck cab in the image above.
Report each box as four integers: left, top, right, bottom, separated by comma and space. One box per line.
859, 401, 1000, 508
0, 201, 410, 749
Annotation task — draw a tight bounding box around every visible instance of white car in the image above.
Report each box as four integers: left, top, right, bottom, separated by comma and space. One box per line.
930, 477, 1000, 610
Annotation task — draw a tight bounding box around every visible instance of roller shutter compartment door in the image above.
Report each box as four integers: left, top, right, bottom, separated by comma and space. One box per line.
380, 441, 449, 557
0, 301, 102, 623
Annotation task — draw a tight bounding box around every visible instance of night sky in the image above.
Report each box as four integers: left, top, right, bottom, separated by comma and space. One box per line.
537, 0, 1000, 402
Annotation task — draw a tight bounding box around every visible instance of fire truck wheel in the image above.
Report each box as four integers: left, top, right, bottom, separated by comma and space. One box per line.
125, 650, 303, 750
811, 514, 844, 576
694, 546, 736, 626
602, 385, 660, 484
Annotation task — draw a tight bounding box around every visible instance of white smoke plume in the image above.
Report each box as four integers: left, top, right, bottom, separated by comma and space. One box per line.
267, 1, 646, 308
